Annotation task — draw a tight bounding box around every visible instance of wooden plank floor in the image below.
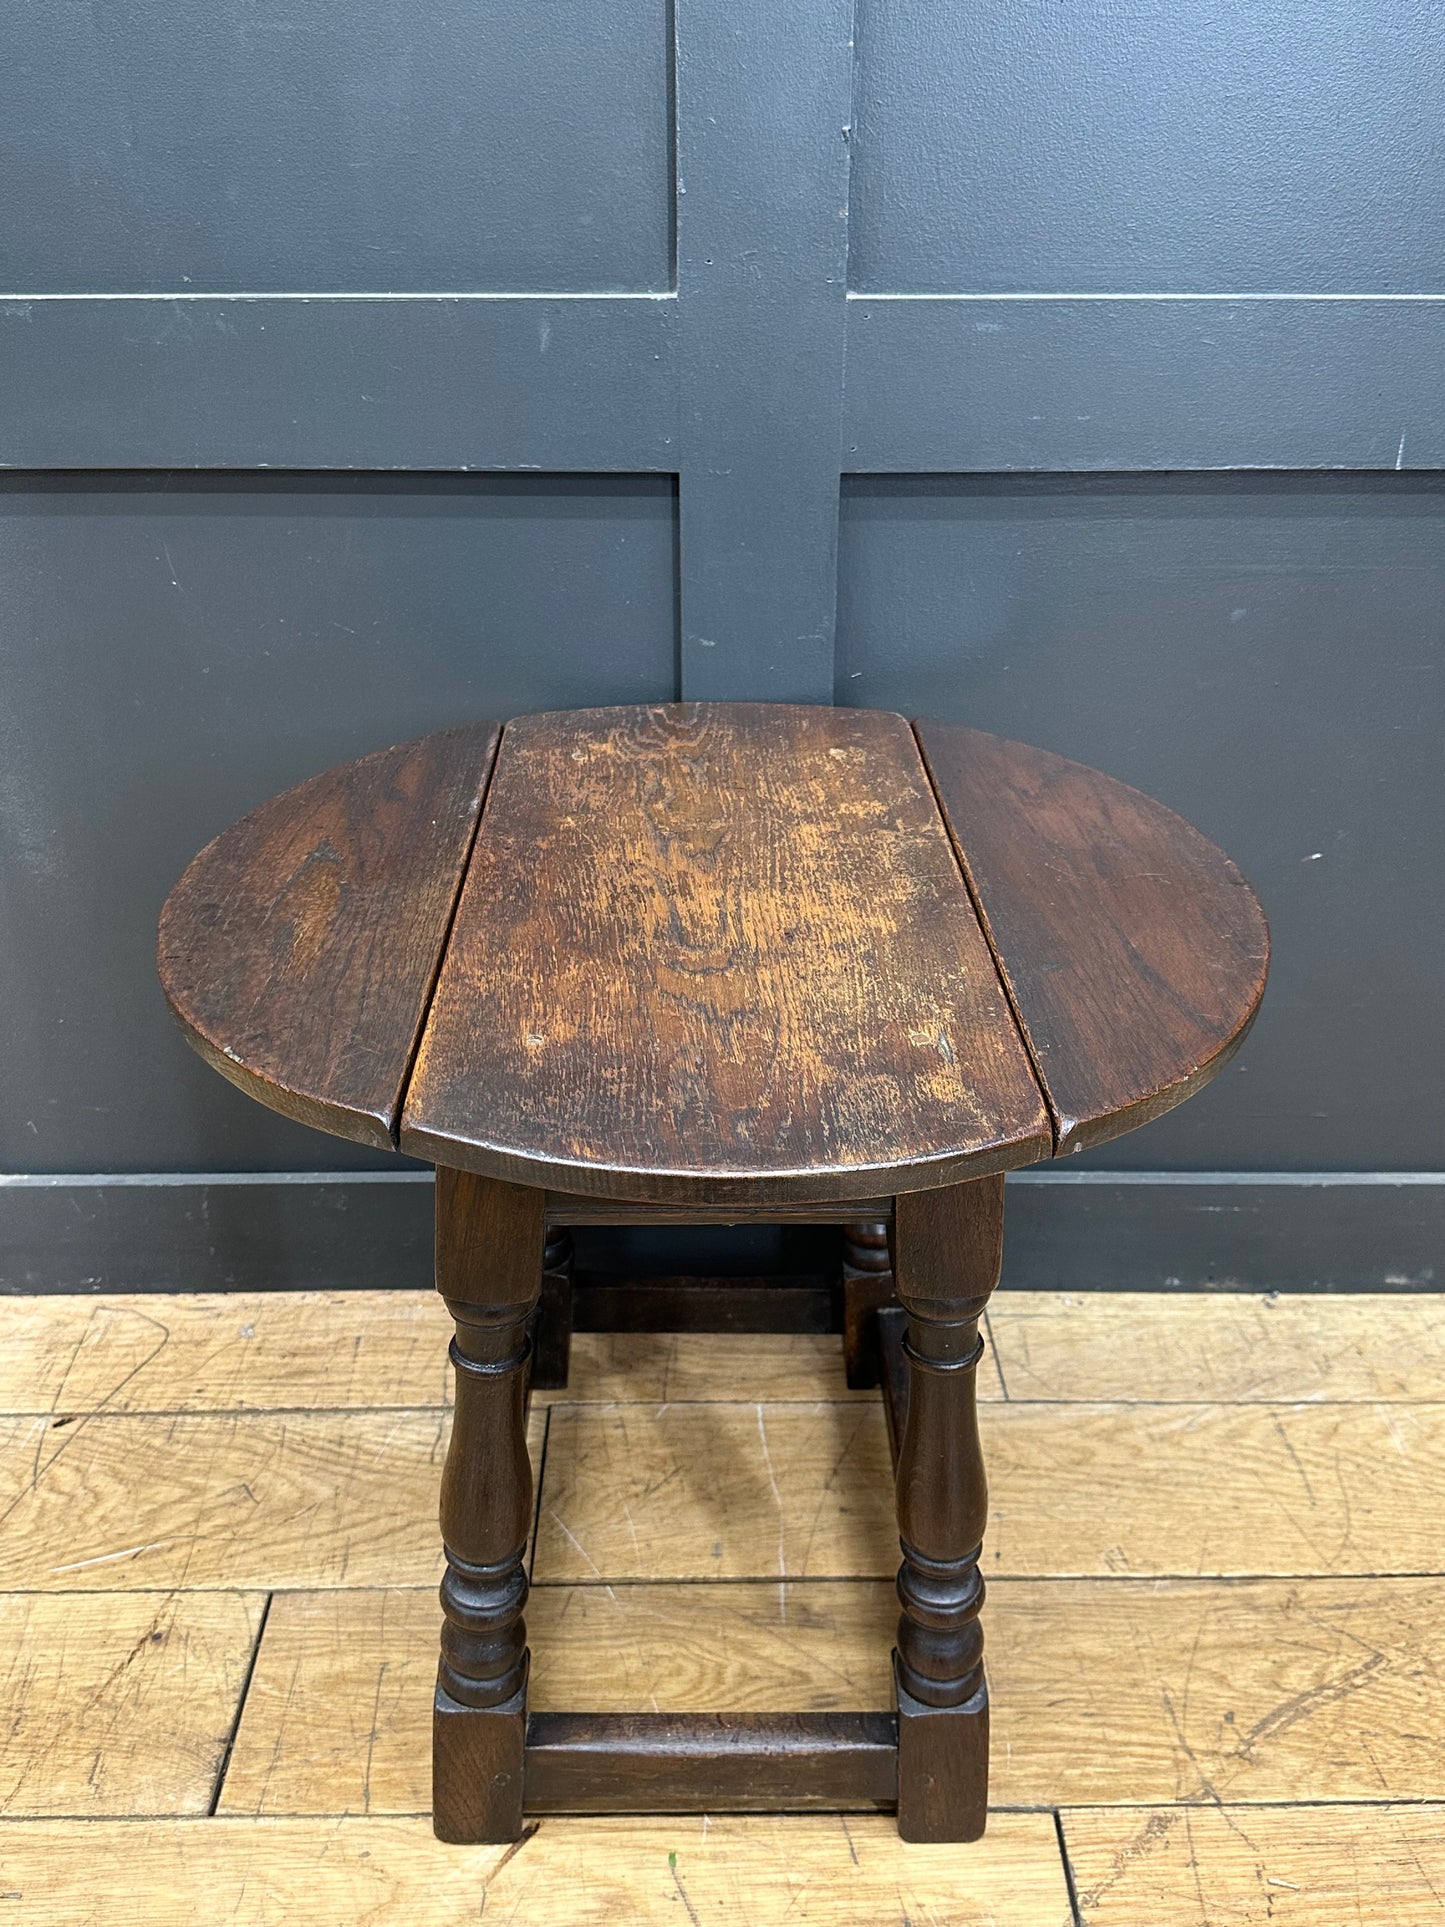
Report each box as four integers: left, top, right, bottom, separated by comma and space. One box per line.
0, 1290, 1441, 1924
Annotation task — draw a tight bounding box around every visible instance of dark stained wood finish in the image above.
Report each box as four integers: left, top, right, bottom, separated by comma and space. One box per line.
890, 1176, 1004, 1842
158, 721, 499, 1151
877, 1303, 911, 1467
545, 1193, 893, 1225
572, 1274, 836, 1335
915, 720, 1270, 1156
401, 704, 1051, 1202
842, 1218, 896, 1389
894, 1666, 990, 1847
527, 1226, 574, 1392
432, 1169, 545, 1844
523, 1712, 898, 1813
158, 704, 1272, 1842
433, 1675, 526, 1845
160, 706, 1268, 1189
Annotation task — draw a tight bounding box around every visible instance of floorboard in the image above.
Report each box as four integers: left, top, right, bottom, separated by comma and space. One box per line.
220, 1576, 1445, 1816
1063, 1803, 1445, 1925
0, 1295, 933, 1414
988, 1291, 1445, 1404
0, 1407, 543, 1592
0, 1814, 1075, 1925
0, 1591, 263, 1817
1, 1289, 1440, 1924
536, 1398, 1445, 1581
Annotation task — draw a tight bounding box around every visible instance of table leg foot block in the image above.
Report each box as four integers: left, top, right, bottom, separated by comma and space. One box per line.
895, 1672, 989, 1843
433, 1681, 527, 1844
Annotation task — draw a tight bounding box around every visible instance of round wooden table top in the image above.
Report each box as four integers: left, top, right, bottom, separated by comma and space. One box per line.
158, 704, 1268, 1205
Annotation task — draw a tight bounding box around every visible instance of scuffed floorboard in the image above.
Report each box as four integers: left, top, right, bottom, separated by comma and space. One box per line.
0, 1290, 1440, 1924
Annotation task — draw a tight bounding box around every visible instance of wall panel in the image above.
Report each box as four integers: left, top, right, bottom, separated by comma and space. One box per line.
0, 473, 677, 1173
838, 473, 1445, 1171
0, 0, 673, 293
849, 0, 1445, 294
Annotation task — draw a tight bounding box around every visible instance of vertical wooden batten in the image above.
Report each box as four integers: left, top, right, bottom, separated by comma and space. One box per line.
674, 0, 855, 701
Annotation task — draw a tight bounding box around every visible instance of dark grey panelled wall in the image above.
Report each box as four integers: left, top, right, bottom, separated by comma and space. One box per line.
1, 0, 1440, 1289
0, 473, 676, 1176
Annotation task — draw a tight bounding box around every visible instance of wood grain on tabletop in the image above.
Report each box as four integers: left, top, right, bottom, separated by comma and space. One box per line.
222, 1576, 1445, 1817
154, 708, 1269, 1198
534, 1397, 1445, 1580
916, 720, 1269, 1155
1064, 1804, 1445, 1927
0, 1406, 543, 1592
0, 1591, 263, 1817
986, 1291, 1445, 1403
157, 721, 499, 1150
401, 704, 1051, 1201
0, 1815, 1075, 1927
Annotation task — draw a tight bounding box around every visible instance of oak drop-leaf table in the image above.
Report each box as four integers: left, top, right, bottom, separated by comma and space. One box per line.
158, 703, 1268, 1843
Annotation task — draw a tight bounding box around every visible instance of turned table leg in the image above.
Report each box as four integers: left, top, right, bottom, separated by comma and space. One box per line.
890, 1174, 1004, 1842
432, 1167, 545, 1843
